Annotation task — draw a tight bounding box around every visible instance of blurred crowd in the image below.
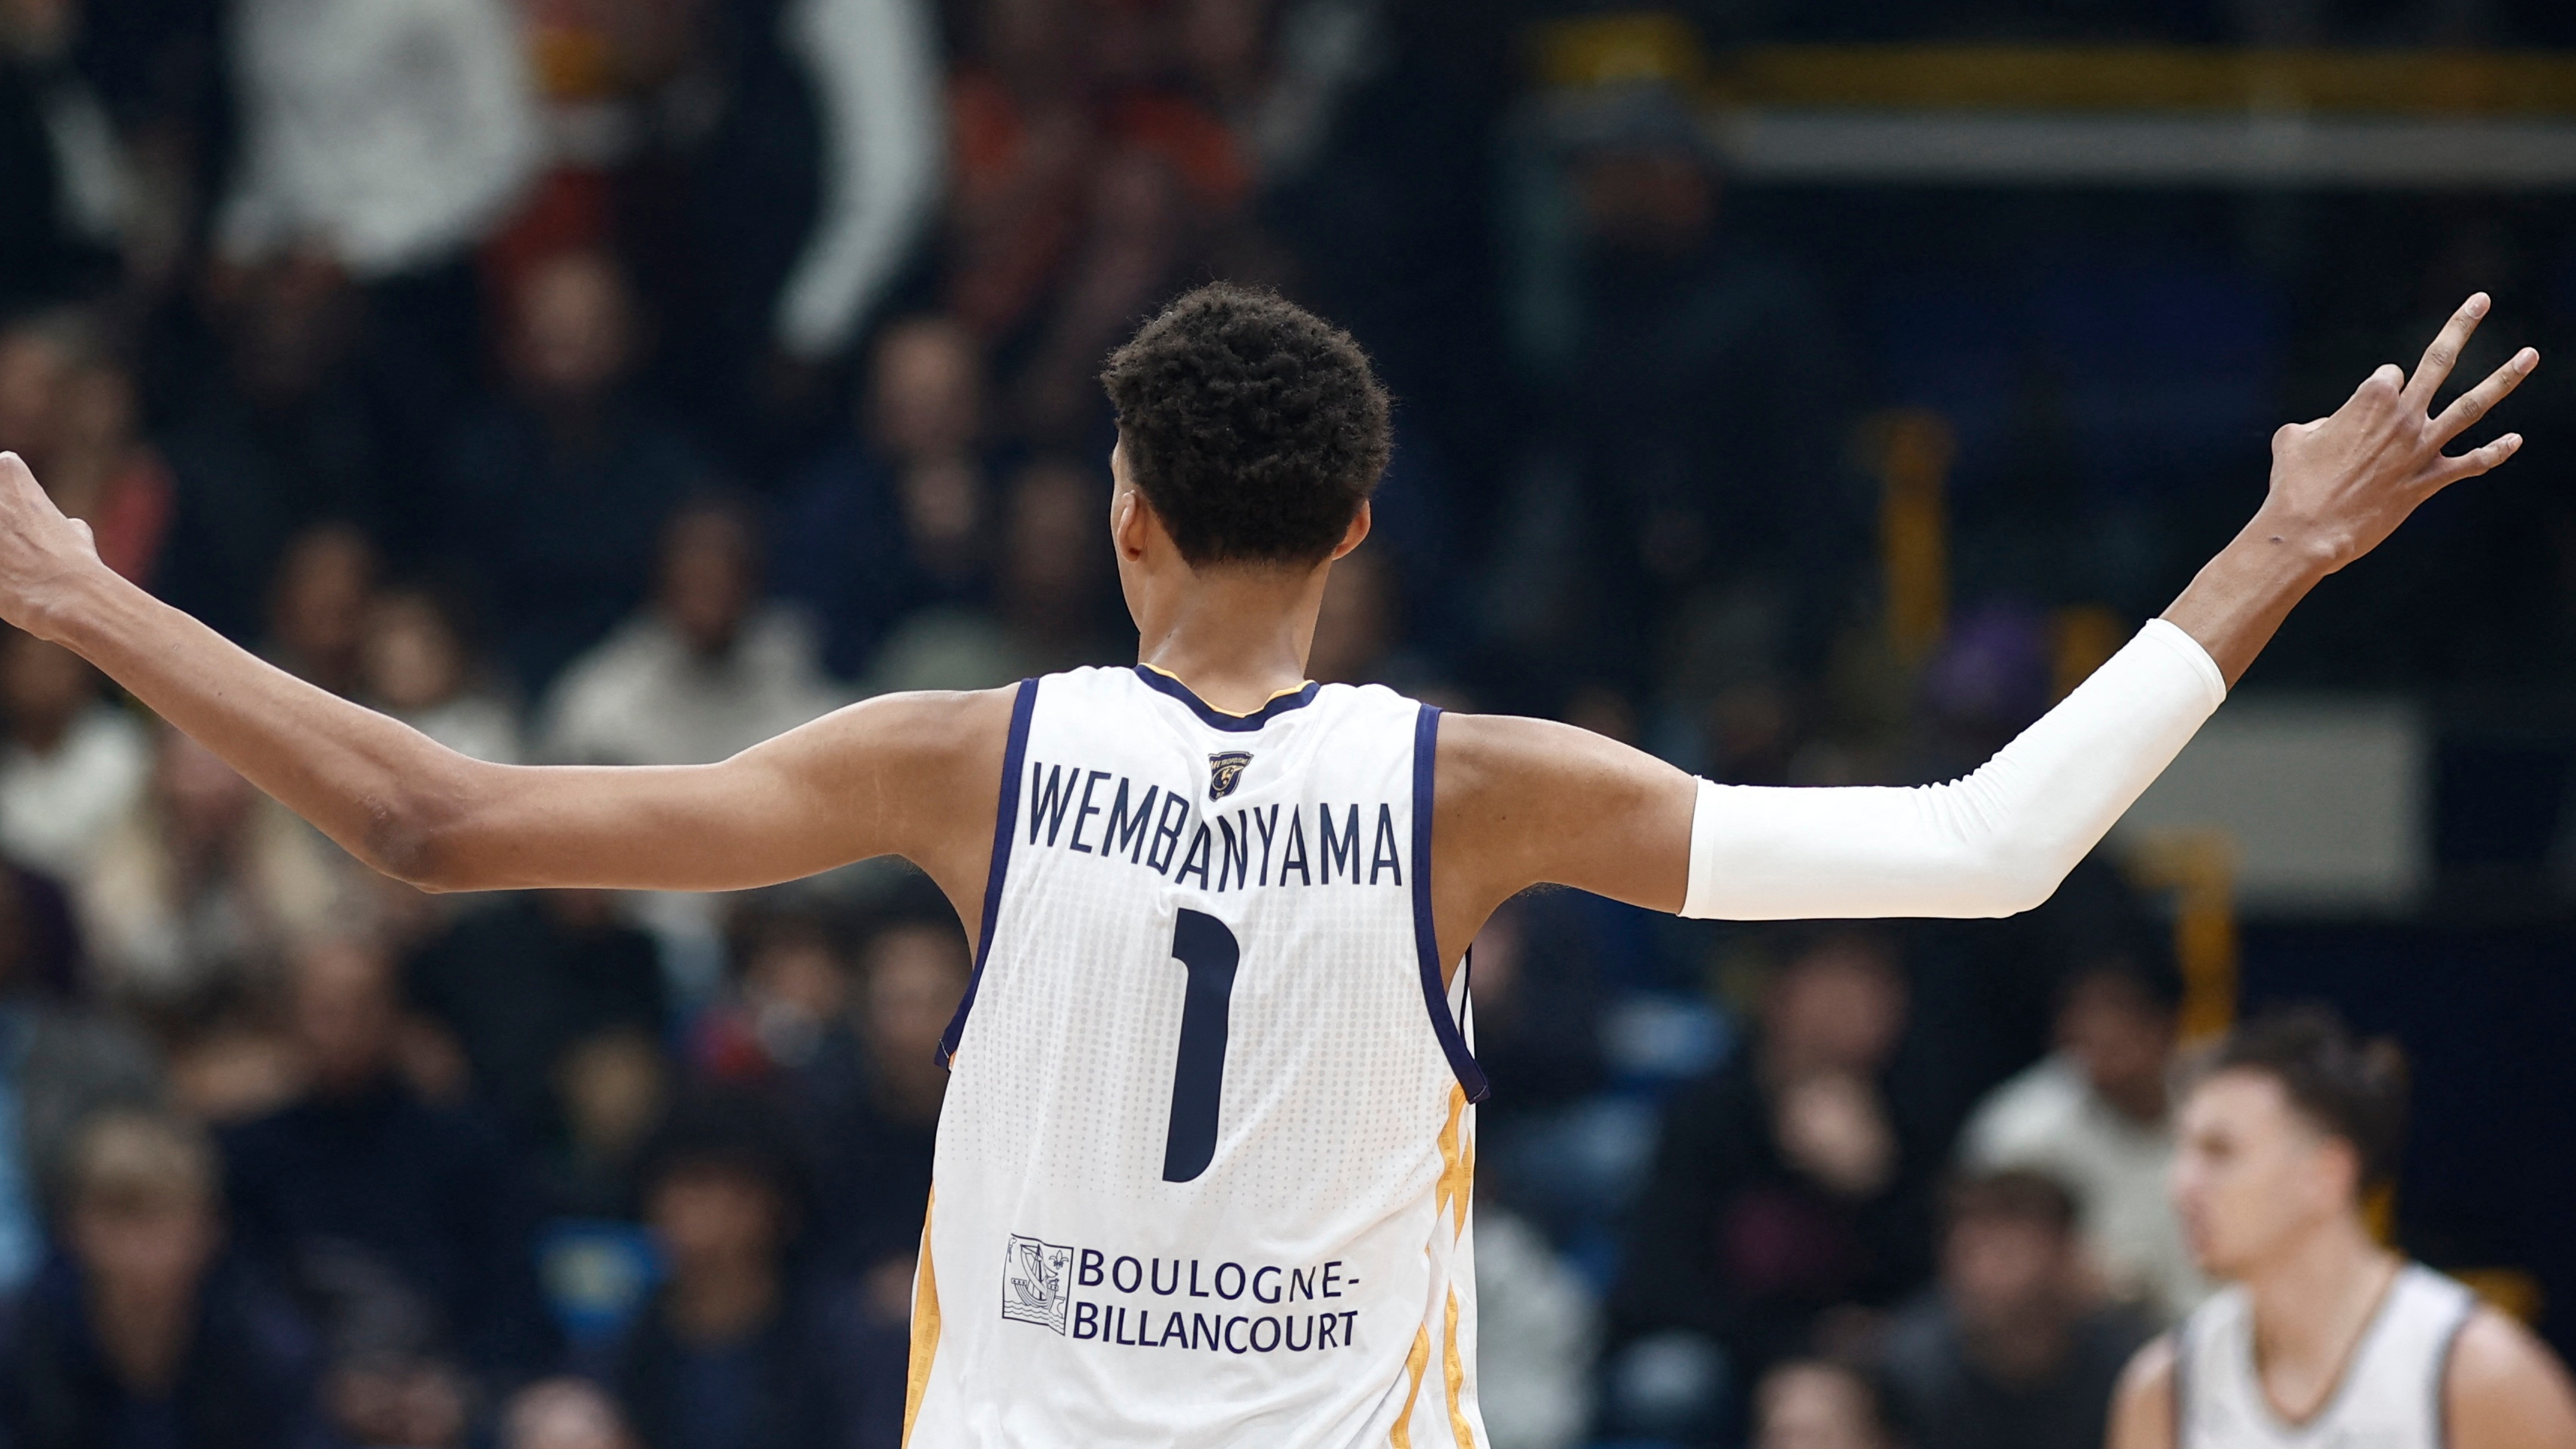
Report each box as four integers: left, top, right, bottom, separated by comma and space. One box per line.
3, 0, 2572, 1445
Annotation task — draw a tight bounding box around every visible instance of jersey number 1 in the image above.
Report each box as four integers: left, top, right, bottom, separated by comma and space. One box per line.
1163, 909, 1239, 1182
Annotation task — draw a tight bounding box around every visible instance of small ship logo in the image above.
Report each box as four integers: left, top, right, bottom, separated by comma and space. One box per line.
1208, 752, 1253, 800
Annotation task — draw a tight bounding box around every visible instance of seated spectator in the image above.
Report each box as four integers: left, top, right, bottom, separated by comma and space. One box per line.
0, 885, 160, 1292
0, 1109, 329, 1449
440, 250, 710, 695
809, 904, 966, 1286
0, 625, 148, 883
1610, 932, 1935, 1438
405, 889, 667, 1143
159, 255, 397, 644
1753, 1359, 1894, 1449
361, 584, 524, 764
503, 1377, 639, 1449
80, 723, 365, 1009
539, 497, 845, 767
1877, 1171, 2154, 1449
539, 1026, 671, 1222
692, 906, 863, 1088
221, 935, 560, 1396
771, 316, 1000, 680
610, 1090, 905, 1449
259, 521, 377, 698
861, 456, 1121, 692
1959, 952, 2206, 1321
0, 314, 173, 586
996, 457, 1124, 673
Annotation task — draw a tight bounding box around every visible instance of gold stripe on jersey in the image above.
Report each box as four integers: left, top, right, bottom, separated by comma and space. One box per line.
1443, 1286, 1474, 1448
903, 1190, 941, 1446
1391, 1324, 1432, 1448
1435, 1086, 1474, 1242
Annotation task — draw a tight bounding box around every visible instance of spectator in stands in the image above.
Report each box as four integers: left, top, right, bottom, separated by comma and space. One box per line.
405, 889, 667, 1144
539, 1025, 671, 1222
0, 877, 160, 1292
670, 0, 944, 467
218, 0, 536, 471
1752, 1359, 1893, 1449
361, 585, 524, 764
1877, 1170, 2154, 1449
610, 1090, 906, 1449
159, 255, 396, 642
80, 723, 364, 1008
809, 908, 965, 1287
0, 626, 146, 884
442, 249, 712, 695
993, 456, 1120, 674
217, 0, 535, 280
221, 934, 560, 1396
0, 314, 172, 586
862, 455, 1121, 692
540, 496, 844, 766
1611, 932, 1935, 1438
0, 0, 124, 312
259, 522, 377, 699
503, 1377, 640, 1449
1959, 952, 2205, 1321
692, 906, 863, 1088
772, 315, 999, 680
0, 1110, 329, 1449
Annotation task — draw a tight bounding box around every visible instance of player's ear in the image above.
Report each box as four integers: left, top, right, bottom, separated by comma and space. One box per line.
1327, 500, 1372, 562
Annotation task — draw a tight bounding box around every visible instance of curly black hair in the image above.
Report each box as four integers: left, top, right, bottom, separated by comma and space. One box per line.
1100, 284, 1392, 566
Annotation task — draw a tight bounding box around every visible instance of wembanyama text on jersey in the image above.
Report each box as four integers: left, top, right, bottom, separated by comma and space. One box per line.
902, 665, 1492, 1449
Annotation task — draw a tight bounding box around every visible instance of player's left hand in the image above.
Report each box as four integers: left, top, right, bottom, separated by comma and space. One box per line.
0, 452, 107, 643
2256, 293, 2537, 574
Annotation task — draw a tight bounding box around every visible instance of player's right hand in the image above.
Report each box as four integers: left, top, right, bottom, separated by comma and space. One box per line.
0, 451, 107, 643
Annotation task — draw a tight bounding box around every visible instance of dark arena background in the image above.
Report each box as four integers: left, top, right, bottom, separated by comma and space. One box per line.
4, 0, 2576, 1444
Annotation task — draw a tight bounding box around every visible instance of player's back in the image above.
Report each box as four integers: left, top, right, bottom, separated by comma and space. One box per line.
903, 665, 1490, 1448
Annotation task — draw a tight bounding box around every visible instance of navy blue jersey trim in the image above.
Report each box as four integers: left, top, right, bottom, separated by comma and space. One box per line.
1411, 704, 1489, 1103
936, 677, 1039, 1066
1133, 665, 1320, 732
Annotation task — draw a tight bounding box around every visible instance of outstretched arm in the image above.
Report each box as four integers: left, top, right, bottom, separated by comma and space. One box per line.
0, 451, 1013, 904
1433, 296, 2535, 962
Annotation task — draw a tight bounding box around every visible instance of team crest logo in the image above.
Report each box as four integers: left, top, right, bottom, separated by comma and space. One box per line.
1001, 1234, 1073, 1334
1208, 751, 1253, 800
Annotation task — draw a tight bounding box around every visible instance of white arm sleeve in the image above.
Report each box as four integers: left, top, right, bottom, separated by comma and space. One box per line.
1680, 619, 2227, 920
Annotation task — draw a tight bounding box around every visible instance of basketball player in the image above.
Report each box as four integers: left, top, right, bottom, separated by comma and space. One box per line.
2108, 1008, 2576, 1449
0, 285, 2537, 1446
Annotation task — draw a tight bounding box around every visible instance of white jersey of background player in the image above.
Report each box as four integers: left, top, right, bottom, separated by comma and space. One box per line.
2111, 1010, 2576, 1449
0, 284, 2541, 1446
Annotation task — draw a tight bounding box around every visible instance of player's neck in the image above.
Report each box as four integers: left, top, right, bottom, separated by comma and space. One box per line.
2244, 1216, 2399, 1372
1133, 564, 1327, 716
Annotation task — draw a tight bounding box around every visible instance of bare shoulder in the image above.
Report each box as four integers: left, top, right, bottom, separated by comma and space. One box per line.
742, 685, 1021, 864
769, 686, 1020, 773
1433, 711, 1691, 814
1427, 711, 1695, 938
2446, 1306, 2576, 1449
2107, 1334, 2178, 1449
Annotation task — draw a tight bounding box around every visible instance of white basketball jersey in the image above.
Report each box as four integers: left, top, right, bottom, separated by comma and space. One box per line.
2175, 1264, 2475, 1449
902, 665, 1491, 1449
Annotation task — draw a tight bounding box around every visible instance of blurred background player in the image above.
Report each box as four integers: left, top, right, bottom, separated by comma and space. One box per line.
2109, 1007, 2576, 1449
